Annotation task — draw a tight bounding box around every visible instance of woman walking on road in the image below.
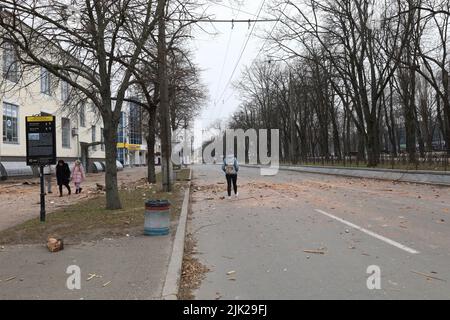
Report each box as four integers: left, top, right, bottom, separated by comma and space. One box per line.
71, 160, 85, 194
56, 160, 71, 197
222, 154, 239, 200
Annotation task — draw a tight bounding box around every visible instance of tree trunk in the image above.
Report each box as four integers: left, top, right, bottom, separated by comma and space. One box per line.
443, 101, 450, 154
441, 70, 450, 154
366, 136, 377, 167
383, 88, 397, 156
146, 107, 157, 184
288, 72, 297, 164
103, 121, 122, 210
331, 104, 342, 160
158, 0, 172, 192
400, 66, 417, 162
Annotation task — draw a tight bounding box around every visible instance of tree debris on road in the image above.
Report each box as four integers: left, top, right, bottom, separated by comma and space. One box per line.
410, 271, 446, 282
47, 237, 64, 253
87, 274, 102, 281
4, 276, 16, 282
303, 249, 326, 255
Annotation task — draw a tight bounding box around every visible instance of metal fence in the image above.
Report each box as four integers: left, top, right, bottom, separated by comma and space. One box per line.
293, 153, 450, 171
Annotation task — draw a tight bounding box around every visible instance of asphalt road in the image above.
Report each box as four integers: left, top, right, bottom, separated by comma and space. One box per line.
189, 165, 450, 300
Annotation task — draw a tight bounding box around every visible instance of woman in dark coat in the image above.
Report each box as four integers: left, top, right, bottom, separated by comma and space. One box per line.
56, 160, 71, 197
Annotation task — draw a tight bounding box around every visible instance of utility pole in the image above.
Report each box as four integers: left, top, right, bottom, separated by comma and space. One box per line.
158, 0, 172, 192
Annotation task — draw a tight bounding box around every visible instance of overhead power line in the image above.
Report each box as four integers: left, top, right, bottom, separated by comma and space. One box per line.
213, 20, 235, 106
216, 0, 267, 106
221, 2, 290, 108
251, 2, 289, 68
168, 18, 278, 23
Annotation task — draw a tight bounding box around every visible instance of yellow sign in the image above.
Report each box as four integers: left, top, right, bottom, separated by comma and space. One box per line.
117, 143, 141, 151
27, 116, 55, 122
127, 144, 141, 151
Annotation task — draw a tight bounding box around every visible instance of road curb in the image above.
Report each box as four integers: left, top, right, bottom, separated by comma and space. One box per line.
161, 168, 192, 300
242, 165, 450, 187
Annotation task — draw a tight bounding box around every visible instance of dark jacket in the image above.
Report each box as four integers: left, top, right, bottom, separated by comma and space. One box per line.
56, 163, 71, 185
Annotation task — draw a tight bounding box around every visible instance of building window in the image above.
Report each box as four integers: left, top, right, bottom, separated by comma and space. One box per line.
92, 125, 97, 151
61, 80, 70, 102
2, 102, 19, 144
118, 112, 126, 144
41, 67, 52, 95
2, 41, 19, 83
100, 128, 105, 151
62, 118, 71, 148
79, 104, 86, 127
129, 100, 142, 145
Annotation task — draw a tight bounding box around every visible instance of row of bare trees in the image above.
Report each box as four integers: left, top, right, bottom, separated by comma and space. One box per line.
0, 0, 205, 209
230, 0, 450, 166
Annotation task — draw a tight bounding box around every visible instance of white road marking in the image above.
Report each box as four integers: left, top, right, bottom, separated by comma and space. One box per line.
270, 189, 420, 255
315, 209, 420, 255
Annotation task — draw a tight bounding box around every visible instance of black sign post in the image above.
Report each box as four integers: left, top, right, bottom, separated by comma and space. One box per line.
26, 116, 57, 222
39, 165, 45, 222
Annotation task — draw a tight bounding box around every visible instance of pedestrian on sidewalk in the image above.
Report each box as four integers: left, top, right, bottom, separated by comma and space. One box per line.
71, 160, 85, 194
222, 154, 239, 200
44, 165, 54, 194
56, 160, 71, 197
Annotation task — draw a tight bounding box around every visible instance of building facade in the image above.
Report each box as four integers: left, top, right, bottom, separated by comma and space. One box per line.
0, 38, 157, 179
0, 39, 106, 177
116, 97, 161, 168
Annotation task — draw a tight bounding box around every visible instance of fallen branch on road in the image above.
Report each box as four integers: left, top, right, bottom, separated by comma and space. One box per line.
303, 249, 326, 255
192, 223, 219, 235
234, 197, 257, 202
410, 270, 446, 282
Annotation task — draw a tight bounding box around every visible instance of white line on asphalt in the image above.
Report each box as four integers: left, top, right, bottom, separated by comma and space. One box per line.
270, 189, 421, 255
314, 209, 420, 255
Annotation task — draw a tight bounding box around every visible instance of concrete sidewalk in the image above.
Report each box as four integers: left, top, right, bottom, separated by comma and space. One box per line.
0, 167, 191, 300
0, 234, 173, 300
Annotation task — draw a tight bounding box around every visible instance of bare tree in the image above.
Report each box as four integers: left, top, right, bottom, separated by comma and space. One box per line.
0, 0, 165, 209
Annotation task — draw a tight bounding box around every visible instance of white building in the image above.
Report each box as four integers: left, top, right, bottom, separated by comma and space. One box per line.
0, 36, 158, 179
0, 38, 109, 178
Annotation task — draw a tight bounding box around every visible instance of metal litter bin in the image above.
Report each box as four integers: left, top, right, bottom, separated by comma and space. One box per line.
145, 200, 170, 236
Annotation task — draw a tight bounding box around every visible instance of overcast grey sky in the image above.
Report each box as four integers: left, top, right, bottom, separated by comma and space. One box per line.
192, 0, 276, 131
